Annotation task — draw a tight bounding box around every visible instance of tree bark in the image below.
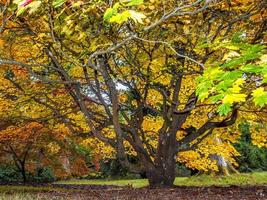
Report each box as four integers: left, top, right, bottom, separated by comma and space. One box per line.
146, 139, 177, 187
21, 162, 27, 183
146, 161, 176, 187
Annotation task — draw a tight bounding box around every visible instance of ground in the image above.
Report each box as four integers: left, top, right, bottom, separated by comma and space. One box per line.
1, 185, 267, 200
0, 172, 266, 200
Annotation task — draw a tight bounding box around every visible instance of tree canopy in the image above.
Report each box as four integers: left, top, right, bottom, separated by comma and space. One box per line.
0, 0, 266, 186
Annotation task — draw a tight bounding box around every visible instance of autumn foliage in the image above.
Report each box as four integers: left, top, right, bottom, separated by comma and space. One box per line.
0, 0, 266, 186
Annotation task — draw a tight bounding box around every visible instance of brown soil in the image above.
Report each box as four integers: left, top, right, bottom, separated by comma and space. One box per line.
9, 184, 267, 200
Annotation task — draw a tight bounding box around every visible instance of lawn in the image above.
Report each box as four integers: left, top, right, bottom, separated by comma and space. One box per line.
56, 171, 267, 188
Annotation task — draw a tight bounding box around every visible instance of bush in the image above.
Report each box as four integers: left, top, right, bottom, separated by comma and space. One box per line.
32, 167, 56, 183
100, 159, 128, 177
74, 145, 92, 165
0, 165, 56, 183
176, 163, 192, 177
85, 172, 104, 179
235, 123, 267, 172
0, 165, 22, 182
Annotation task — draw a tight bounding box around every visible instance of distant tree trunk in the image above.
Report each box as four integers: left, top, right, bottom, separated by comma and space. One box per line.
20, 162, 27, 183
92, 154, 101, 171
210, 137, 238, 175
61, 155, 71, 175
210, 154, 238, 175
36, 148, 45, 170
12, 158, 27, 183
9, 145, 29, 183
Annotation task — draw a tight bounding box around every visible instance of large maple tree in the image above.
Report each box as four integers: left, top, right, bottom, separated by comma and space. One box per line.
0, 0, 266, 186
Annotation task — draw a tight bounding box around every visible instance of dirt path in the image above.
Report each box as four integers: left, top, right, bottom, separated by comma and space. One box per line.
37, 184, 267, 200
1, 184, 267, 199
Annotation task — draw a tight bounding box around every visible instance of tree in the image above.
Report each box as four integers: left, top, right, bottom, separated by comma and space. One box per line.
0, 121, 90, 182
235, 122, 267, 172
0, 0, 266, 186
0, 123, 42, 182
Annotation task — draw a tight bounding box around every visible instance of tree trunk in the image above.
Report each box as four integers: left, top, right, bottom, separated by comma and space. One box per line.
19, 161, 27, 183
21, 166, 27, 183
146, 155, 176, 187
147, 166, 176, 187
209, 154, 238, 175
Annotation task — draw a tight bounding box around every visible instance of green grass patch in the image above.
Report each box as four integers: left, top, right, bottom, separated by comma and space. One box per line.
0, 193, 64, 200
0, 185, 79, 200
174, 171, 267, 186
56, 171, 267, 188
57, 178, 149, 188
0, 185, 75, 193
0, 186, 53, 193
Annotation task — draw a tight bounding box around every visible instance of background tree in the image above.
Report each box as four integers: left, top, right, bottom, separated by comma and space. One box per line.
234, 123, 267, 172
0, 121, 91, 182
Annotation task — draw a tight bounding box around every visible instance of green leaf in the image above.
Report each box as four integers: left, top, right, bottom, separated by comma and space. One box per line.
16, 6, 27, 16
113, 2, 121, 10
218, 71, 243, 81
203, 67, 224, 79
241, 64, 263, 73
243, 52, 262, 61
53, 0, 66, 8
222, 58, 244, 68
215, 80, 235, 91
104, 8, 116, 20
215, 71, 243, 91
252, 87, 267, 107
224, 44, 240, 50
217, 103, 232, 116
198, 91, 209, 102
196, 81, 213, 101
245, 44, 265, 54
123, 0, 144, 6
231, 32, 244, 43
104, 3, 121, 22
262, 73, 267, 84
109, 10, 131, 24
209, 94, 224, 103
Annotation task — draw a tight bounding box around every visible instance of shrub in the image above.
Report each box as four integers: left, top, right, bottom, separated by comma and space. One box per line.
85, 172, 104, 179
0, 165, 22, 182
235, 123, 267, 172
176, 163, 192, 177
100, 159, 128, 177
32, 167, 56, 183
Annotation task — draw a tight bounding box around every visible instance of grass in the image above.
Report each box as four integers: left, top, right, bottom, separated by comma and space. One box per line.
57, 178, 150, 188
0, 193, 64, 200
0, 185, 79, 193
0, 185, 78, 200
174, 171, 267, 187
56, 171, 267, 188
